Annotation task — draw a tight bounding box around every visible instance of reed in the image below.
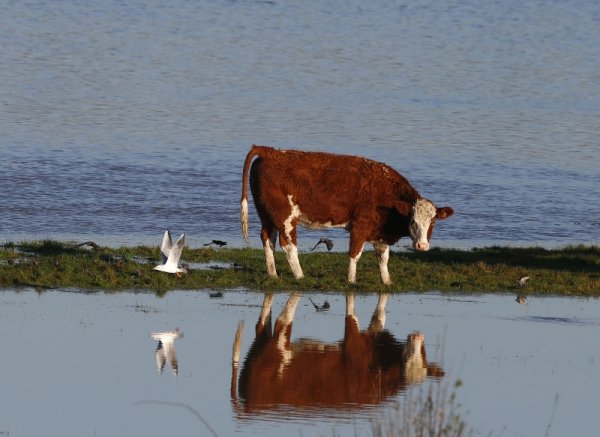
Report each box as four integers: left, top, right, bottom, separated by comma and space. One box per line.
370, 379, 473, 437
1, 240, 598, 294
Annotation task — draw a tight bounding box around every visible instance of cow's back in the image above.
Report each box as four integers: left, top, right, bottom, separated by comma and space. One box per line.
249, 148, 416, 225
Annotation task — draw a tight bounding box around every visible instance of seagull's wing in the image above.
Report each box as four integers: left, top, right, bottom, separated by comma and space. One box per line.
166, 234, 185, 265
159, 230, 173, 264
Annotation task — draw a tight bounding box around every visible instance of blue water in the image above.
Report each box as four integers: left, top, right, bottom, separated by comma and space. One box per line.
1, 0, 599, 249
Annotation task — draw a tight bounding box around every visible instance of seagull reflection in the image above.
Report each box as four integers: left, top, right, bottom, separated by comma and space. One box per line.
231, 293, 444, 416
150, 328, 183, 376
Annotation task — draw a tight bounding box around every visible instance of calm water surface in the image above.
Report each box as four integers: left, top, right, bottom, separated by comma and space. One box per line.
1, 0, 599, 249
1, 289, 599, 436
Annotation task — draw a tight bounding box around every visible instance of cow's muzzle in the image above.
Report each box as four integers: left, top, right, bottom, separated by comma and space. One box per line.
414, 241, 430, 251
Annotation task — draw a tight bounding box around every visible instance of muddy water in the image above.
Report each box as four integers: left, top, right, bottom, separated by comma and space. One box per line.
1, 289, 599, 436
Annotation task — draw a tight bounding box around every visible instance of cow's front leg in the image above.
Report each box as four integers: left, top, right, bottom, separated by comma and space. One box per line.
372, 241, 391, 285
348, 236, 365, 283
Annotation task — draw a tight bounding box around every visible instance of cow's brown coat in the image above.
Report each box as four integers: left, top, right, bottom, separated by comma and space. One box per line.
241, 145, 453, 283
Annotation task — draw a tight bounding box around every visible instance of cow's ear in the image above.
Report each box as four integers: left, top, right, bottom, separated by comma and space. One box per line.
394, 200, 412, 216
436, 207, 454, 220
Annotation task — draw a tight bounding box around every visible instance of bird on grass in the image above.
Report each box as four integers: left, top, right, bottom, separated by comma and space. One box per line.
308, 297, 330, 311
517, 276, 530, 287
154, 230, 187, 278
204, 240, 228, 247
310, 238, 334, 251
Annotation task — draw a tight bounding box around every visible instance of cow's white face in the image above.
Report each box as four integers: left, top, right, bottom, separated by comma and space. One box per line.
409, 199, 437, 251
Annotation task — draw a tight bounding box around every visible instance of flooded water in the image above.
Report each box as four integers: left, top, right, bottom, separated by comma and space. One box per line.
1, 289, 599, 436
1, 0, 599, 249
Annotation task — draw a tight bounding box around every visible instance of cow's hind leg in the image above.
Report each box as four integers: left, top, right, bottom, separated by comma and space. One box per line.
276, 196, 304, 279
274, 292, 302, 373
367, 293, 388, 333
260, 224, 278, 277
345, 292, 358, 326
278, 225, 304, 279
372, 242, 392, 285
348, 235, 365, 283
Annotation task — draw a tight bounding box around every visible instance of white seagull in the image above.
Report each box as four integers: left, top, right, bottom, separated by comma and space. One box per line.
517, 276, 530, 287
154, 230, 187, 277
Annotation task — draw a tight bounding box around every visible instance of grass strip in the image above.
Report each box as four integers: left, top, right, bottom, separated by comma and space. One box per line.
1, 240, 598, 295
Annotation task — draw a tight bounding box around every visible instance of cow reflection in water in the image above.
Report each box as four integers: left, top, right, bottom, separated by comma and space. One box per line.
231, 293, 444, 414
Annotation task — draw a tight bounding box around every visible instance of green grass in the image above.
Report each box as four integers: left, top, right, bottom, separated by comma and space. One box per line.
1, 240, 599, 294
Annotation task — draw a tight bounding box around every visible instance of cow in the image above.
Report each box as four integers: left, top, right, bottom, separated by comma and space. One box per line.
230, 293, 444, 417
240, 145, 454, 284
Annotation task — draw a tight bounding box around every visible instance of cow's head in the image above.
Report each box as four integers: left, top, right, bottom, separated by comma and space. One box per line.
408, 198, 453, 251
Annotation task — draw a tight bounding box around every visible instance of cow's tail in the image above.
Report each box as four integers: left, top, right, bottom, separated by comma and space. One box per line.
230, 320, 244, 411
241, 145, 271, 242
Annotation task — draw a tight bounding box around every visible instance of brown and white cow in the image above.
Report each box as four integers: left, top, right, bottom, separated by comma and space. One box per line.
240, 145, 454, 284
230, 293, 444, 416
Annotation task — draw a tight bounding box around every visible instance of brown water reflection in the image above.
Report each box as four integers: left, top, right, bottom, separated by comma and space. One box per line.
231, 293, 443, 418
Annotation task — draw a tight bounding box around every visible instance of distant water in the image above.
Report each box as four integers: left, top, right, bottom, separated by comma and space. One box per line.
1, 0, 599, 249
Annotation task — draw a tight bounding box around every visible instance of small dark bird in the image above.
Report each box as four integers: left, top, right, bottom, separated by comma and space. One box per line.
310, 238, 334, 251
204, 240, 228, 247
516, 295, 527, 305
209, 291, 223, 298
308, 297, 330, 311
517, 276, 530, 287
